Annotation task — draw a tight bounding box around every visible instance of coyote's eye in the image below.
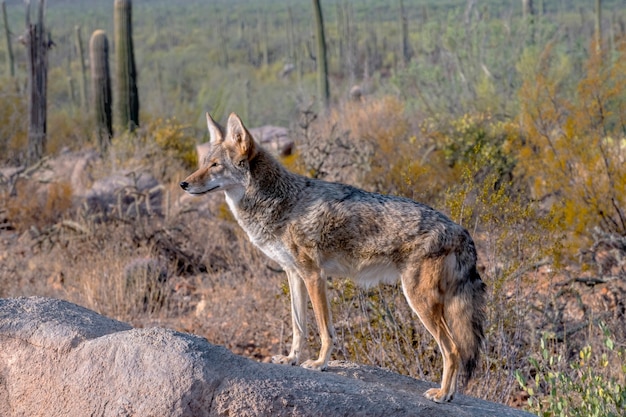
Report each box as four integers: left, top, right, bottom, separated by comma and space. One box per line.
210, 162, 219, 168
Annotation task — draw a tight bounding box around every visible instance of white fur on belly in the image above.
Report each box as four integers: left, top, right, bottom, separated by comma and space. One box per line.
322, 258, 400, 288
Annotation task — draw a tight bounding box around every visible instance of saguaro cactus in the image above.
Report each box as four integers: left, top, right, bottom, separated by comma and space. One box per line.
90, 30, 113, 153
114, 0, 139, 132
2, 0, 14, 77
595, 0, 602, 52
25, 0, 49, 163
75, 25, 88, 111
312, 0, 329, 110
522, 0, 535, 45
399, 0, 411, 65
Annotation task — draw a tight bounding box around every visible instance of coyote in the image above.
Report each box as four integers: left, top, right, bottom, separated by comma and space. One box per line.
181, 113, 486, 403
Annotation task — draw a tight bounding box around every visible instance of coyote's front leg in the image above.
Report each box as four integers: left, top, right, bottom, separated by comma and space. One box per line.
300, 272, 335, 371
271, 269, 307, 366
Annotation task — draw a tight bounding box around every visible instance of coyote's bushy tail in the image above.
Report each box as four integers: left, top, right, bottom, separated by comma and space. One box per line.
446, 248, 487, 382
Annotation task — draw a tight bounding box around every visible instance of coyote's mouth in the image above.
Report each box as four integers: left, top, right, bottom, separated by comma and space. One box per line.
180, 181, 220, 195
194, 185, 220, 195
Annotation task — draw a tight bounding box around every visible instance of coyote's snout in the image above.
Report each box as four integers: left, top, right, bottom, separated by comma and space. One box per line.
181, 112, 486, 403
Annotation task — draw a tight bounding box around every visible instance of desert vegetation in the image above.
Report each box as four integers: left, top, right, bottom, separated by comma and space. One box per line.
1, 0, 625, 414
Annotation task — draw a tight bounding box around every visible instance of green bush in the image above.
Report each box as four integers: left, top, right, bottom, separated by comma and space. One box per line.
515, 324, 626, 417
149, 117, 198, 170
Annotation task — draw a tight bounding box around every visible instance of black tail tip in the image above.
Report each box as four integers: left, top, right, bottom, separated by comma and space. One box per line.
464, 357, 479, 382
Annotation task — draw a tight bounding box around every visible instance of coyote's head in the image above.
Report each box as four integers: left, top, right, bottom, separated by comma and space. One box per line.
180, 112, 257, 195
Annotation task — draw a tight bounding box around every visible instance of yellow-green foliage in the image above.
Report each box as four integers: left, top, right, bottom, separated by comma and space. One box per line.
103, 117, 199, 185
516, 324, 626, 417
426, 112, 519, 184
374, 111, 520, 204
516, 41, 626, 250
280, 150, 307, 176
149, 117, 198, 169
436, 145, 566, 401
444, 164, 563, 286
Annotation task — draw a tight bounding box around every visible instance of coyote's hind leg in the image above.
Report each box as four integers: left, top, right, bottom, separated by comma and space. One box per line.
401, 257, 460, 403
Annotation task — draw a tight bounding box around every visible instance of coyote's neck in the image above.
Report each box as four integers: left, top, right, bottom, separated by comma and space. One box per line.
226, 147, 303, 234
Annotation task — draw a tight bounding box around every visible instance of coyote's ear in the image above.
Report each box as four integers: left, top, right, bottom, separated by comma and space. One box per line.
227, 112, 256, 160
206, 113, 224, 144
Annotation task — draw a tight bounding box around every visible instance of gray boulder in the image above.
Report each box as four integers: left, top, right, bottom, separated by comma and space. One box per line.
0, 297, 533, 417
84, 171, 163, 217
196, 125, 293, 163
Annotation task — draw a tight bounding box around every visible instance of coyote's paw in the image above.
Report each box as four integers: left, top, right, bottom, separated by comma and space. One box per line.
271, 354, 297, 366
424, 388, 453, 403
300, 359, 327, 371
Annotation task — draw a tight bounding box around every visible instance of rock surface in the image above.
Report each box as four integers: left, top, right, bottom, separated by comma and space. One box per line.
0, 297, 533, 417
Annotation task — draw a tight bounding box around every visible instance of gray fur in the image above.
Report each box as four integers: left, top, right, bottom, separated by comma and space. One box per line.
181, 113, 487, 403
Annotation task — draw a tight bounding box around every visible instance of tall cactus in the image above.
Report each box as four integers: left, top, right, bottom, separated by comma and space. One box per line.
312, 0, 329, 110
2, 0, 14, 77
399, 0, 411, 66
25, 0, 49, 164
75, 25, 88, 111
258, 10, 269, 67
595, 0, 602, 52
286, 6, 295, 64
114, 0, 139, 132
90, 30, 113, 153
522, 0, 535, 45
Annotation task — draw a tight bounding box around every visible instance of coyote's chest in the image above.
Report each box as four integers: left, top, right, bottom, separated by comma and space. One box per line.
225, 192, 297, 268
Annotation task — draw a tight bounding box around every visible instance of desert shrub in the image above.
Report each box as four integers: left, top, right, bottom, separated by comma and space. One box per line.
295, 95, 410, 189
78, 246, 169, 320
294, 95, 459, 202
299, 101, 521, 204
149, 117, 198, 170
47, 109, 92, 155
104, 116, 199, 185
329, 279, 444, 384
441, 159, 562, 403
5, 179, 73, 232
0, 80, 91, 165
53, 212, 207, 321
429, 113, 518, 186
516, 41, 626, 252
515, 324, 626, 417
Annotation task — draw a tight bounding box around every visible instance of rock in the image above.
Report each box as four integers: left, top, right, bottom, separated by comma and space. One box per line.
0, 149, 98, 199
349, 84, 363, 101
279, 63, 296, 78
249, 125, 293, 156
84, 171, 163, 217
32, 149, 100, 197
196, 125, 293, 163
0, 297, 534, 417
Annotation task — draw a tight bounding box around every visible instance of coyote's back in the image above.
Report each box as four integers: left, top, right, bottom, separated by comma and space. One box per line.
181, 113, 486, 403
